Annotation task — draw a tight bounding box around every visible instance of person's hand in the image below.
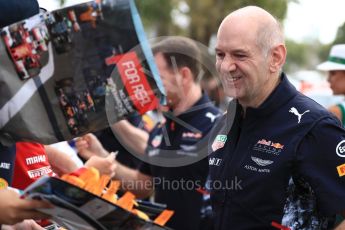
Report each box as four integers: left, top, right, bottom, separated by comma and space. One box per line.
0, 190, 51, 225
84, 153, 117, 178
2, 219, 45, 230
75, 133, 108, 159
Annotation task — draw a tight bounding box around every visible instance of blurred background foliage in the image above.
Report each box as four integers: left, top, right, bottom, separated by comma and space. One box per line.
136, 0, 288, 44
56, 0, 345, 74
135, 0, 345, 73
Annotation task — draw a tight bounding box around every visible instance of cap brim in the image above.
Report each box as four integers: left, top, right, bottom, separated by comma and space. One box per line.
317, 61, 345, 71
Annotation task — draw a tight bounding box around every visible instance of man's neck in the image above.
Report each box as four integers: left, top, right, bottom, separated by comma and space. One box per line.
240, 74, 281, 111
173, 84, 202, 116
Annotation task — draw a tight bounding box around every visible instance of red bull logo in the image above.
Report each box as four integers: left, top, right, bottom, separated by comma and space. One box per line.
257, 139, 271, 146
271, 142, 284, 149
254, 139, 284, 155
257, 139, 284, 149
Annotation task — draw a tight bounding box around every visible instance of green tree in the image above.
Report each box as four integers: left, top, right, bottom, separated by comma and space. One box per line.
333, 22, 345, 44
56, 0, 289, 45
316, 22, 345, 67
285, 39, 307, 72
284, 39, 323, 73
136, 0, 178, 36
185, 0, 289, 44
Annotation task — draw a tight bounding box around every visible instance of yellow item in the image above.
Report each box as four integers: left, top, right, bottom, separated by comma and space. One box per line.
92, 175, 111, 196
102, 180, 121, 204
0, 178, 8, 190
116, 192, 136, 211
60, 175, 85, 188
154, 210, 174, 226
132, 209, 150, 221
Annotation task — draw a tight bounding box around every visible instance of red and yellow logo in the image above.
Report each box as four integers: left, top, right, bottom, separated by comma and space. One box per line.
271, 142, 284, 149
0, 178, 8, 190
336, 163, 345, 177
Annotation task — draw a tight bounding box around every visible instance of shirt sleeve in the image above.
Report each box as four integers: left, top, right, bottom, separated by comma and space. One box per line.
297, 116, 345, 216
138, 161, 152, 176
137, 123, 161, 176
0, 143, 16, 187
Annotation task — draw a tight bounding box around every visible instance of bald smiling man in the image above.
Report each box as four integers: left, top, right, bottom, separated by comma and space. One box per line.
209, 6, 345, 230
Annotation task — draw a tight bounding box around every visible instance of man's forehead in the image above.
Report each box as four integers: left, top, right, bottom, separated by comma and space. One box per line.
218, 11, 261, 37
215, 33, 253, 52
154, 52, 167, 65
215, 45, 251, 55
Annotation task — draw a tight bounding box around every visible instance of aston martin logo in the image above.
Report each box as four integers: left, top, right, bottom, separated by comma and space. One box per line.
251, 156, 273, 167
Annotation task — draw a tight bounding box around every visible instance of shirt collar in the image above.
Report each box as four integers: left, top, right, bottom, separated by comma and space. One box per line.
245, 72, 298, 118
164, 93, 214, 121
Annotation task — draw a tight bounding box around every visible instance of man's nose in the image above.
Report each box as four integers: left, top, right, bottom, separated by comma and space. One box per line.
219, 56, 236, 73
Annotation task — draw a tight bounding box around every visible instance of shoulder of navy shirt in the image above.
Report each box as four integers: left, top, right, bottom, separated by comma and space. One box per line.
209, 73, 345, 230
147, 92, 221, 162
139, 93, 220, 230
0, 143, 16, 186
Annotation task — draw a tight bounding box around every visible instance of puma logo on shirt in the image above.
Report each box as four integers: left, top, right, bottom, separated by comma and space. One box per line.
289, 107, 310, 124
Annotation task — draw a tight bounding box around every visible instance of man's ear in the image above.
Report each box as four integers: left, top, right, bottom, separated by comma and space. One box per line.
179, 66, 194, 84
269, 44, 286, 73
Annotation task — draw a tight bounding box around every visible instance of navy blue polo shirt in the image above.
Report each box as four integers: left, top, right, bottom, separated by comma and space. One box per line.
0, 0, 39, 28
209, 73, 345, 230
0, 143, 16, 187
139, 93, 220, 230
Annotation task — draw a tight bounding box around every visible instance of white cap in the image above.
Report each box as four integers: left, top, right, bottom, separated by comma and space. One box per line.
317, 44, 345, 71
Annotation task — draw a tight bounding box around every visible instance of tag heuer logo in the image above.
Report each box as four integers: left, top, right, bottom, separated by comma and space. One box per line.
151, 135, 162, 148
216, 135, 227, 142
212, 135, 227, 152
